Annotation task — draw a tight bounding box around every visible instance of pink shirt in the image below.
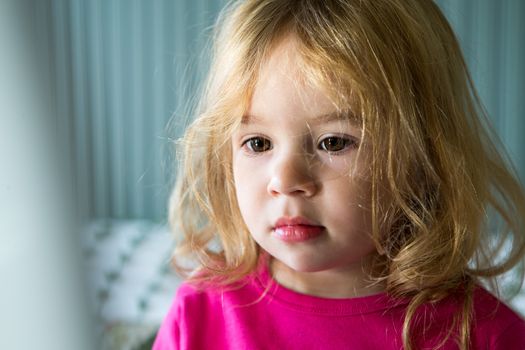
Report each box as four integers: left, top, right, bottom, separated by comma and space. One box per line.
154, 266, 525, 349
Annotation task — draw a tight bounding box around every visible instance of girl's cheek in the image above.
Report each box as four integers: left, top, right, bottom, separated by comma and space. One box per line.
318, 154, 357, 176
233, 153, 270, 181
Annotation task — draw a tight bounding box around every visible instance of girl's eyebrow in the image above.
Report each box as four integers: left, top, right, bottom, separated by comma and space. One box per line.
307, 110, 359, 126
241, 110, 358, 125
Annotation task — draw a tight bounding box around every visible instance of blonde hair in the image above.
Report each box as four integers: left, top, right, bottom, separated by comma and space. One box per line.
169, 0, 525, 348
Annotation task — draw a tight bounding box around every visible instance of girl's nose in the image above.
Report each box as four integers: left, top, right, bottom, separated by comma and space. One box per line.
266, 153, 319, 198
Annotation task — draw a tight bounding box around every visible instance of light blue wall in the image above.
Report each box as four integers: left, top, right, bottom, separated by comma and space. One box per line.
436, 0, 525, 182
52, 0, 227, 222
49, 0, 524, 222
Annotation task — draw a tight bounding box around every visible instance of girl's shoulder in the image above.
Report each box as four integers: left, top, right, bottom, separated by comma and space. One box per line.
169, 280, 226, 309
153, 279, 256, 350
470, 286, 525, 347
170, 273, 262, 310
472, 286, 524, 323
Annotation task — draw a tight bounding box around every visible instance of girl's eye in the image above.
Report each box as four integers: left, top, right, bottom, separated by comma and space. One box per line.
318, 136, 356, 153
242, 136, 272, 153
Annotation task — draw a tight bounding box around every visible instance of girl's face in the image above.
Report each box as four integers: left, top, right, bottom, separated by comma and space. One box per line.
231, 37, 379, 293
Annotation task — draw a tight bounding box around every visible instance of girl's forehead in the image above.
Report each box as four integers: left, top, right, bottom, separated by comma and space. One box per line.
253, 39, 324, 97
257, 35, 358, 108
264, 35, 301, 67
238, 34, 362, 132
256, 34, 307, 74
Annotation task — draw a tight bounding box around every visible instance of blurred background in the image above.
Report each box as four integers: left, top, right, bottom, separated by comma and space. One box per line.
1, 0, 524, 349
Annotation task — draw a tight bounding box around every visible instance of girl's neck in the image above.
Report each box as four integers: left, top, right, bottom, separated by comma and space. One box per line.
269, 257, 386, 299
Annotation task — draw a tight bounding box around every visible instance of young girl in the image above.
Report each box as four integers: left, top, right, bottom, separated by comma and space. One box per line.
154, 0, 525, 349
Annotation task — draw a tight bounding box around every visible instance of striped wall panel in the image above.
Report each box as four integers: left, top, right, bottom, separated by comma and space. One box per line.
436, 0, 525, 180
51, 0, 226, 222
49, 0, 524, 221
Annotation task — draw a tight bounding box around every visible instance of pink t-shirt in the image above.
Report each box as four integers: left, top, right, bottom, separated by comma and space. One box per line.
153, 265, 525, 349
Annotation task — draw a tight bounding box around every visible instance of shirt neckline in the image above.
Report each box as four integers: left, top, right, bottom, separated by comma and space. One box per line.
251, 254, 409, 316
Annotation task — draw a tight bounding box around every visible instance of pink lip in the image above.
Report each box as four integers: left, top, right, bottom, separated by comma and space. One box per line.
274, 216, 320, 227
273, 216, 325, 242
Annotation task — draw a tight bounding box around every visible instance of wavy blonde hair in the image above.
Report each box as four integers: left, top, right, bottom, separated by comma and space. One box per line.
169, 0, 525, 348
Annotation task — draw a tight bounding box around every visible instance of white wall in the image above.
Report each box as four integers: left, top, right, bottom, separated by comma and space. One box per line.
0, 1, 96, 349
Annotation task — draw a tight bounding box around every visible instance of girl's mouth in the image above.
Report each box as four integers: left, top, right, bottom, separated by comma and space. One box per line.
273, 225, 325, 242
273, 216, 325, 242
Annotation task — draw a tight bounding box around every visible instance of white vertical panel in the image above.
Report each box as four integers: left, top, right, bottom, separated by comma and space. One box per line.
172, 0, 187, 116
152, 0, 166, 221
141, 0, 157, 221
107, 0, 126, 218
0, 0, 95, 348
51, 0, 74, 199
87, 0, 109, 218
501, 0, 525, 180
130, 0, 145, 218
474, 1, 502, 126
70, 0, 93, 219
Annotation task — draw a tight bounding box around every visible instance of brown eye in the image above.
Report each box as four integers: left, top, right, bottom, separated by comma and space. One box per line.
244, 137, 272, 153
319, 136, 355, 153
